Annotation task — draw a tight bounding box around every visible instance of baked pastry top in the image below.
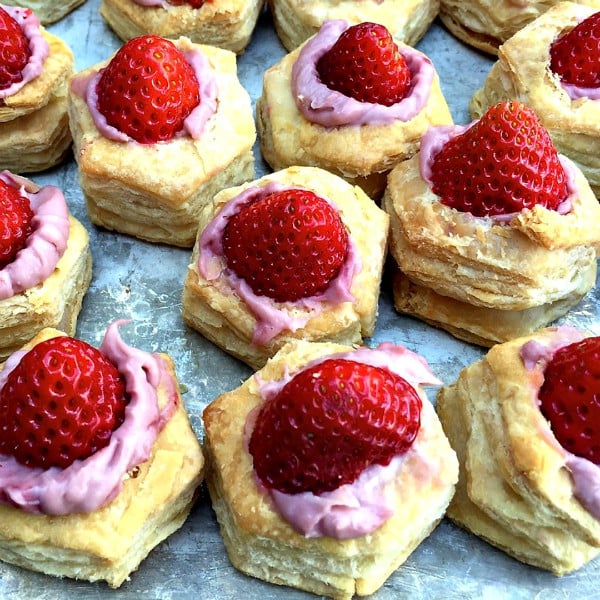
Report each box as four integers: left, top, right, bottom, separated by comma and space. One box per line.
1, 0, 86, 24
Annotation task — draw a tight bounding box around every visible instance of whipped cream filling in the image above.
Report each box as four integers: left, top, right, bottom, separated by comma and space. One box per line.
198, 181, 361, 345
560, 80, 600, 101
291, 19, 435, 128
0, 171, 69, 300
249, 343, 443, 539
0, 321, 177, 516
0, 5, 49, 99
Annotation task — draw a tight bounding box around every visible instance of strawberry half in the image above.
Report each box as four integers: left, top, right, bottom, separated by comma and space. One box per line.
0, 7, 31, 91
539, 337, 600, 465
249, 358, 422, 495
222, 189, 349, 303
0, 337, 127, 470
550, 12, 600, 88
0, 179, 34, 270
96, 35, 200, 144
316, 22, 411, 106
430, 101, 568, 217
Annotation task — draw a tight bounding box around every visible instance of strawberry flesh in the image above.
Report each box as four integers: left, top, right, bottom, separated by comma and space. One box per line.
0, 179, 34, 270
249, 358, 422, 495
0, 7, 31, 90
539, 337, 600, 465
316, 22, 411, 106
0, 337, 127, 470
222, 189, 349, 303
430, 101, 568, 217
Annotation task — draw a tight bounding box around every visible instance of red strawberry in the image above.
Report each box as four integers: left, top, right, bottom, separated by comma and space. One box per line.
222, 189, 349, 303
430, 101, 568, 217
0, 179, 34, 270
550, 12, 600, 88
167, 0, 210, 7
249, 358, 422, 495
0, 336, 127, 470
96, 35, 200, 144
0, 7, 31, 91
539, 337, 600, 465
316, 22, 411, 106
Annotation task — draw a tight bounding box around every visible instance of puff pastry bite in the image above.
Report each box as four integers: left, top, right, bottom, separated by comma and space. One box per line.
0, 170, 92, 361
0, 321, 204, 588
1, 0, 86, 24
68, 34, 255, 247
99, 0, 264, 53
0, 5, 73, 173
437, 326, 600, 575
438, 0, 600, 55
256, 20, 452, 200
383, 100, 600, 347
203, 339, 458, 599
269, 0, 439, 52
470, 3, 600, 197
182, 166, 389, 370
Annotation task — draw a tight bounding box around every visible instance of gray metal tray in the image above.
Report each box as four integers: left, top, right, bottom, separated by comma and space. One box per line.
2, 2, 599, 598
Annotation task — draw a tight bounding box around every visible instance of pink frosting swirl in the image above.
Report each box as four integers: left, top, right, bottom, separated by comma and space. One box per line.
291, 19, 435, 128
560, 81, 600, 101
0, 320, 177, 516
0, 171, 69, 300
0, 5, 49, 99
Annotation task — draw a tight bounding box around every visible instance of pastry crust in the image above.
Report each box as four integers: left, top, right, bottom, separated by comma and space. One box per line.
1, 0, 87, 24
437, 327, 600, 574
382, 154, 600, 345
268, 0, 439, 52
182, 166, 390, 370
99, 0, 265, 53
203, 339, 458, 599
256, 34, 452, 200
439, 0, 600, 56
470, 2, 600, 197
68, 38, 256, 247
0, 328, 205, 588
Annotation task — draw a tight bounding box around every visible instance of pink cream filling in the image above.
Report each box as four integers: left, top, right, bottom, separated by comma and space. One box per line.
0, 171, 69, 300
291, 19, 435, 128
71, 45, 217, 142
247, 343, 443, 539
0, 320, 177, 516
198, 181, 361, 345
519, 326, 600, 520
0, 5, 49, 99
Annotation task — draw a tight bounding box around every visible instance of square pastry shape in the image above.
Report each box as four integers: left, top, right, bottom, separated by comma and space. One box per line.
1, 0, 87, 24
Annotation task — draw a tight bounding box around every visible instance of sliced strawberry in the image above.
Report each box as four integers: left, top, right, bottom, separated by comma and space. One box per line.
249, 358, 422, 495
0, 337, 127, 470
96, 35, 200, 144
316, 22, 411, 106
222, 189, 349, 303
0, 179, 34, 270
539, 337, 600, 464
0, 7, 31, 91
430, 101, 568, 217
550, 12, 600, 88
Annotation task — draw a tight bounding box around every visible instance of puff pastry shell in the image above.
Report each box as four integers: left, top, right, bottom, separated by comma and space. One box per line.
1, 0, 86, 24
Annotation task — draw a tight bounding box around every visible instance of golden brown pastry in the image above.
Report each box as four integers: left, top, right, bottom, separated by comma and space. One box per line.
204, 339, 458, 598
1, 0, 86, 24
0, 323, 204, 588
182, 166, 389, 370
470, 2, 600, 197
437, 326, 600, 575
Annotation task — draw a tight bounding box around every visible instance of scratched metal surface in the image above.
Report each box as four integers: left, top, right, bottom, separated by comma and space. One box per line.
1, 1, 600, 598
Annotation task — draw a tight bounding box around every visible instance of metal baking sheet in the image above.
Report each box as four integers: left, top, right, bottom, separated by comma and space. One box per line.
2, 1, 600, 598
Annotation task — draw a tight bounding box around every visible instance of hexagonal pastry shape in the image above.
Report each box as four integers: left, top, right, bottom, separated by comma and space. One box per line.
68, 36, 256, 247
182, 166, 390, 369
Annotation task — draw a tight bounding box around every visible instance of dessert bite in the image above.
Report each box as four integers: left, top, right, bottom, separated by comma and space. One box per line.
203, 339, 458, 598
382, 100, 600, 347
256, 20, 452, 200
470, 3, 600, 197
0, 5, 73, 173
268, 0, 439, 52
99, 0, 264, 54
0, 321, 204, 587
182, 166, 389, 370
437, 326, 600, 575
0, 170, 91, 361
1, 0, 86, 24
68, 34, 255, 247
